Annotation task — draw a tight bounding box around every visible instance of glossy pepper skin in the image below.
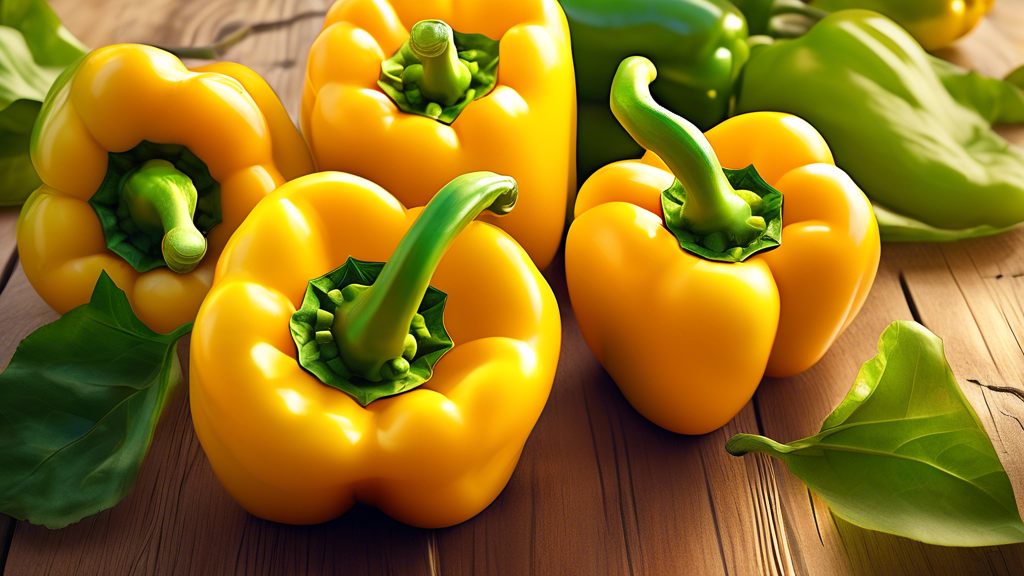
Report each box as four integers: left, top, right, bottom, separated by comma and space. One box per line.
560, 0, 749, 180
17, 45, 313, 334
809, 0, 994, 50
566, 58, 879, 435
190, 172, 560, 527
301, 0, 576, 271
736, 10, 1024, 241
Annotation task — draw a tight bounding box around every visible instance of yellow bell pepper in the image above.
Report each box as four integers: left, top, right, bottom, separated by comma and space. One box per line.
566, 57, 880, 435
16, 44, 313, 334
190, 171, 561, 527
300, 0, 576, 270
809, 0, 996, 51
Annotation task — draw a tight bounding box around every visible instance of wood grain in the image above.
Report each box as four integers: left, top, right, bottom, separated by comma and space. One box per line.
0, 209, 19, 297
2, 0, 1024, 574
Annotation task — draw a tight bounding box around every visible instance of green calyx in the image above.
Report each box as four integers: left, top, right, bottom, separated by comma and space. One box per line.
290, 171, 518, 406
89, 141, 221, 274
378, 19, 499, 124
289, 258, 452, 406
611, 56, 782, 263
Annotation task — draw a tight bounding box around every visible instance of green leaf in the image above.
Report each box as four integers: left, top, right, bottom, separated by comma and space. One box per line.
661, 164, 784, 263
0, 25, 60, 109
0, 272, 192, 529
0, 29, 52, 205
0, 0, 87, 205
290, 257, 453, 406
726, 321, 1024, 547
0, 0, 87, 67
928, 56, 1024, 125
872, 202, 1022, 242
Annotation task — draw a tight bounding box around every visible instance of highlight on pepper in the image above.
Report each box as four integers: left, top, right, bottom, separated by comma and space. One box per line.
565, 56, 880, 435
190, 171, 561, 528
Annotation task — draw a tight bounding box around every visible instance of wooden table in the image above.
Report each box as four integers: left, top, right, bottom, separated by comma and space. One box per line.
2, 1, 1024, 574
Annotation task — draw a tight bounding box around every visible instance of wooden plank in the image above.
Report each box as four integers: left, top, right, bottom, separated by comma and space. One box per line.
436, 260, 791, 576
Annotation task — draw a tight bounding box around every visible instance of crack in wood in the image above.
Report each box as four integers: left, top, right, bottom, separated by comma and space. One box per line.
999, 410, 1024, 432
698, 450, 730, 576
979, 388, 1004, 443
616, 408, 644, 576
580, 384, 610, 518
0, 251, 18, 297
806, 488, 824, 548
967, 379, 1024, 403
752, 394, 765, 436
829, 512, 850, 557
898, 272, 923, 325
0, 514, 15, 576
607, 411, 637, 576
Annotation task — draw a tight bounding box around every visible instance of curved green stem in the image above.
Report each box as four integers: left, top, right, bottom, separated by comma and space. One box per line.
331, 172, 517, 382
121, 159, 207, 274
725, 433, 795, 457
408, 20, 472, 107
610, 56, 765, 247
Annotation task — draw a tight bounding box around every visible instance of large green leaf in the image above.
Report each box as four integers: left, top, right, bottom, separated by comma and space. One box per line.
0, 0, 87, 205
0, 0, 87, 67
0, 25, 59, 109
0, 272, 192, 529
726, 321, 1024, 547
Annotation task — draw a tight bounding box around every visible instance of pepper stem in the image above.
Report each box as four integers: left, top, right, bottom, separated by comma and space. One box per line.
610, 56, 766, 250
408, 20, 472, 107
331, 172, 517, 382
121, 159, 207, 274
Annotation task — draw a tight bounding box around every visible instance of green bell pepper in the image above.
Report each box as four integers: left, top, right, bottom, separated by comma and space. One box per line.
735, 10, 1024, 241
559, 0, 749, 181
